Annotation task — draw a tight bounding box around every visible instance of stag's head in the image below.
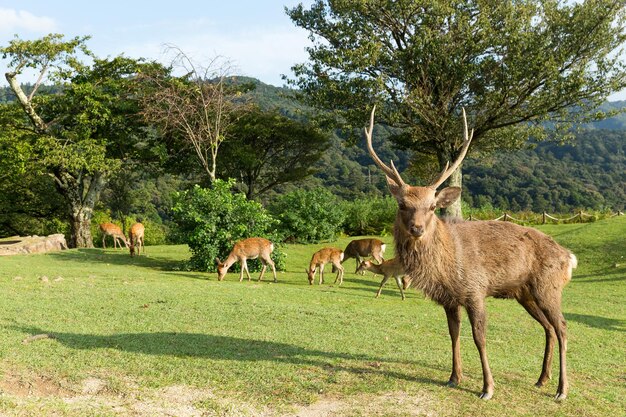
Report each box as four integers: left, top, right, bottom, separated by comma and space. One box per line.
364, 106, 473, 241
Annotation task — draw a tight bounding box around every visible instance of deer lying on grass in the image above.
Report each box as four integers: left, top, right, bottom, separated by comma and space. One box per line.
216, 237, 277, 282
365, 106, 577, 401
99, 223, 129, 249
306, 247, 345, 285
342, 238, 386, 274
356, 258, 408, 300
129, 223, 145, 257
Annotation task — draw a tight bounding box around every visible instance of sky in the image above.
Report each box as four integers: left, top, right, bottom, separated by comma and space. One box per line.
0, 1, 624, 100
0, 0, 315, 87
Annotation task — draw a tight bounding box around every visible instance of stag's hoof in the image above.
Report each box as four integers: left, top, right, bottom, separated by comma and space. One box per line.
479, 391, 493, 400
445, 380, 458, 388
554, 392, 567, 402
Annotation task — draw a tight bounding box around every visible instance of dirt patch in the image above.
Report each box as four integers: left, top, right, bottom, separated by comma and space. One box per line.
0, 371, 72, 398
290, 391, 435, 417
0, 371, 433, 416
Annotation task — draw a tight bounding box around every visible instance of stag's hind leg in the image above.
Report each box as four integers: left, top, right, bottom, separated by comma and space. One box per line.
517, 294, 556, 387
536, 296, 568, 401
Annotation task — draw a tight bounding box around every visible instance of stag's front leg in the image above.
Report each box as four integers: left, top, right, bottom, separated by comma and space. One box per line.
444, 305, 463, 387
466, 302, 495, 400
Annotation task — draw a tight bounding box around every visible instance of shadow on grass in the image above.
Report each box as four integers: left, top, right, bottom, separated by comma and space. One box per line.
573, 270, 626, 284
564, 313, 625, 332
47, 248, 186, 272
10, 325, 460, 392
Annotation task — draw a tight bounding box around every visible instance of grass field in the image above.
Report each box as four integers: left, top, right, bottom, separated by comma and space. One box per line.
0, 217, 624, 416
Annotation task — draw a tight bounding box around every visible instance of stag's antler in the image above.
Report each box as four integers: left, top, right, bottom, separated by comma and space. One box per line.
429, 108, 473, 189
364, 106, 407, 188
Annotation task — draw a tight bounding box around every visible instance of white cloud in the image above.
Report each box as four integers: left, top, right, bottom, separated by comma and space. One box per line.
112, 24, 312, 87
0, 8, 57, 34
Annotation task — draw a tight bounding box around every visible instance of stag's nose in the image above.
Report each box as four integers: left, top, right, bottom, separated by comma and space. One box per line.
410, 225, 424, 237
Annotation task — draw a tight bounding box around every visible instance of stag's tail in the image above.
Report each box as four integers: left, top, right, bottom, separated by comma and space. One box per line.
566, 253, 578, 282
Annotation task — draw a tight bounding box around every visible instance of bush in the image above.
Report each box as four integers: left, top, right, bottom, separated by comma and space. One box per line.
270, 188, 346, 243
172, 179, 284, 272
341, 195, 397, 236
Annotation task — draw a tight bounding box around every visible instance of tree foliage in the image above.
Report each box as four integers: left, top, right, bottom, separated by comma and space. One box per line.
139, 47, 251, 185
269, 188, 346, 243
287, 0, 626, 216
171, 179, 285, 272
219, 107, 330, 199
0, 34, 156, 247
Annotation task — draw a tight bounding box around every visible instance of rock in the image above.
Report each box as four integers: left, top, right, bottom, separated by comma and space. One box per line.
0, 234, 68, 256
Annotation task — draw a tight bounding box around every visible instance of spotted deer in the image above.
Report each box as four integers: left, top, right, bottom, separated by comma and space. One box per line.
99, 222, 129, 249
129, 223, 145, 257
306, 247, 345, 285
365, 106, 577, 401
216, 237, 277, 282
356, 258, 407, 300
342, 238, 386, 274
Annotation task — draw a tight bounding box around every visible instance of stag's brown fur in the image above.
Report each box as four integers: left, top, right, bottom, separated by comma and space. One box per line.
365, 106, 576, 401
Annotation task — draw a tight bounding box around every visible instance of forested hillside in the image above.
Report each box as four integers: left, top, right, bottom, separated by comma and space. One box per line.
0, 79, 624, 239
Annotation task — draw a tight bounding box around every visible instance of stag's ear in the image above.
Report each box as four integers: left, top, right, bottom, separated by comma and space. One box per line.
215, 257, 222, 265
435, 187, 462, 208
386, 176, 404, 197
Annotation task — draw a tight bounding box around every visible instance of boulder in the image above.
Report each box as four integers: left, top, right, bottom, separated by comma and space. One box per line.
0, 234, 68, 256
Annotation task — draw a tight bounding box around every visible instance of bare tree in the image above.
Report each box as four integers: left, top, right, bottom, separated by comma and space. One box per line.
140, 46, 249, 184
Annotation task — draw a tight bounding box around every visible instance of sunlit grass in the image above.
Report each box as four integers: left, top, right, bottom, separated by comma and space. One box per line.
0, 218, 624, 415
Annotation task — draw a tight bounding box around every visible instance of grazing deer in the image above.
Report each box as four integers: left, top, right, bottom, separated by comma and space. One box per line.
99, 222, 129, 249
365, 106, 577, 401
342, 238, 386, 274
216, 237, 277, 282
129, 223, 145, 257
356, 258, 408, 300
306, 247, 345, 285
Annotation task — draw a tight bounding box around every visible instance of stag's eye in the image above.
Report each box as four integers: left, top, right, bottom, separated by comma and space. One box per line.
429, 204, 437, 211
398, 202, 408, 211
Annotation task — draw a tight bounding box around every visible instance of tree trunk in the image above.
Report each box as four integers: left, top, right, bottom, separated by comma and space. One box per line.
437, 149, 464, 219
70, 207, 95, 248
54, 170, 107, 248
442, 166, 463, 218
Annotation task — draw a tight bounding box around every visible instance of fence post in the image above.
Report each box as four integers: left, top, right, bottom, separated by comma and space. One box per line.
542, 212, 546, 224
503, 213, 509, 222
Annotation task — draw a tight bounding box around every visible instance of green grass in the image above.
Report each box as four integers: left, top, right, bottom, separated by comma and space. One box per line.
0, 220, 624, 416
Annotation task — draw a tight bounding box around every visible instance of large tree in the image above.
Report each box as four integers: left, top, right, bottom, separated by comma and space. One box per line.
287, 0, 626, 216
219, 107, 330, 199
1, 34, 156, 247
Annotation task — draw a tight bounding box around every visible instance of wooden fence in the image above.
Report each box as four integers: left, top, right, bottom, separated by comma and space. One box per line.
466, 210, 624, 224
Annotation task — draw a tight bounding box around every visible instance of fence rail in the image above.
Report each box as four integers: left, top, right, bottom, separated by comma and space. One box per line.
466, 210, 624, 224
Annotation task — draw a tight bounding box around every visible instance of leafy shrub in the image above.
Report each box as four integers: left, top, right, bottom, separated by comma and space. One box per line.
341, 195, 397, 236
172, 179, 284, 272
270, 188, 346, 243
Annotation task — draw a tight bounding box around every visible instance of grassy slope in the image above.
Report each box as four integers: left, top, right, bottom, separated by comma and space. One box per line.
0, 219, 624, 416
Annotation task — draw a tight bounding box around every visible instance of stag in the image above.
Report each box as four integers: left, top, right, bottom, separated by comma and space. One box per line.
365, 106, 576, 401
